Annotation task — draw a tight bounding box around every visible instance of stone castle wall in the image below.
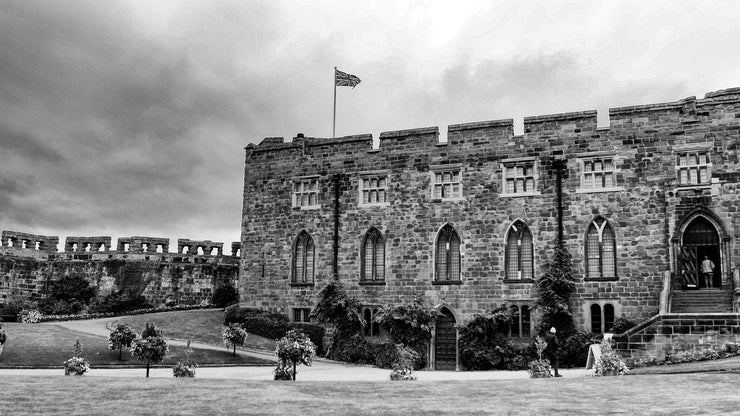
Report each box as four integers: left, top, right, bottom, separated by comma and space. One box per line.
0, 230, 241, 308
240, 87, 740, 330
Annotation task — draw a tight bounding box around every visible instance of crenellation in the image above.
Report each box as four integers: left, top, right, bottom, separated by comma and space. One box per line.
177, 239, 223, 256
65, 236, 112, 253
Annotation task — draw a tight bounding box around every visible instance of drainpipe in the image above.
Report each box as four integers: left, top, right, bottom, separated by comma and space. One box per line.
332, 173, 341, 279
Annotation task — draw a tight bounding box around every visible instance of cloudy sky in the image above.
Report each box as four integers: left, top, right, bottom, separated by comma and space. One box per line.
2, 1, 739, 254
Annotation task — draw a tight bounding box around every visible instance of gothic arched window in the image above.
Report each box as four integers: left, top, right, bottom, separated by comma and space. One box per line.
292, 231, 315, 284
361, 227, 385, 281
505, 220, 534, 280
585, 217, 617, 278
435, 224, 461, 282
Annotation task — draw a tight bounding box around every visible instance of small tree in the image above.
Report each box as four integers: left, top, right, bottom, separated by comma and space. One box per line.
311, 279, 364, 337
172, 338, 197, 378
108, 324, 137, 361
274, 329, 316, 381
222, 323, 247, 356
536, 240, 577, 335
130, 323, 168, 377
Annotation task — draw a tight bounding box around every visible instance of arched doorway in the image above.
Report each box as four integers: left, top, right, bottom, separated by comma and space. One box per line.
434, 307, 457, 370
679, 216, 721, 289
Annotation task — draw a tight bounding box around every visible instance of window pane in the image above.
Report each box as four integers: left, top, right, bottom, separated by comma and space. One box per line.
375, 237, 385, 281
584, 173, 593, 189
452, 184, 460, 198
516, 166, 524, 177
378, 190, 386, 203
520, 228, 533, 279
602, 225, 616, 277
452, 171, 460, 182
604, 173, 614, 188
309, 193, 316, 206
584, 161, 592, 172
435, 173, 442, 183
586, 226, 600, 278
525, 178, 534, 192
679, 169, 688, 184
363, 190, 369, 204
506, 166, 514, 177
363, 178, 369, 188
594, 161, 602, 171
516, 178, 524, 193
510, 306, 520, 337
434, 185, 441, 199
591, 304, 602, 333
436, 233, 447, 280
679, 155, 687, 166
689, 168, 698, 184
444, 184, 451, 198
301, 194, 308, 206
604, 304, 615, 333
690, 154, 698, 165
448, 233, 461, 280
521, 306, 531, 337
443, 172, 451, 183
379, 177, 386, 188
604, 159, 613, 170
506, 231, 519, 279
699, 167, 708, 183
363, 236, 374, 280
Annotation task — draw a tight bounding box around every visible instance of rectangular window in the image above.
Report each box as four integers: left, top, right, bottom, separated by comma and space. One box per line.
292, 308, 311, 323
359, 175, 388, 205
432, 169, 462, 200
293, 178, 319, 208
581, 157, 617, 190
676, 151, 711, 186
502, 160, 537, 195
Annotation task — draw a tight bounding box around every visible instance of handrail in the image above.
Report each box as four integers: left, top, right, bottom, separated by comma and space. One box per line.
659, 270, 672, 314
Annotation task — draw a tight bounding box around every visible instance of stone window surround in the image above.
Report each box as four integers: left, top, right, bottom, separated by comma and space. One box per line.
507, 303, 533, 338
359, 226, 386, 284
362, 305, 382, 337
292, 175, 321, 210
584, 217, 619, 281
433, 224, 463, 285
358, 170, 390, 207
291, 307, 312, 323
585, 300, 620, 334
499, 156, 541, 198
673, 142, 713, 189
290, 231, 315, 286
504, 220, 535, 282
429, 163, 465, 201
575, 151, 624, 194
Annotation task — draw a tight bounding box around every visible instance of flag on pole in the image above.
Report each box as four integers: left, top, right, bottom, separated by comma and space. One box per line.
335, 68, 361, 88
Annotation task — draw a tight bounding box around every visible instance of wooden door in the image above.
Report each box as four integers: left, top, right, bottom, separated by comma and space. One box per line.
435, 309, 456, 370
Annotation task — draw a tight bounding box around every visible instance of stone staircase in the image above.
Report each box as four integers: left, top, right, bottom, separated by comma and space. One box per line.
670, 289, 734, 313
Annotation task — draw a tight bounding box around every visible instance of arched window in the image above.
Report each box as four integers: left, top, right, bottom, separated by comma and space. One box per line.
509, 305, 532, 338
362, 307, 380, 337
361, 227, 385, 281
585, 217, 617, 278
435, 224, 461, 282
590, 303, 616, 334
292, 231, 315, 284
505, 220, 534, 280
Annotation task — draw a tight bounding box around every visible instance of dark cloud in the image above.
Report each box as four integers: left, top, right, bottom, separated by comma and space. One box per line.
0, 123, 64, 162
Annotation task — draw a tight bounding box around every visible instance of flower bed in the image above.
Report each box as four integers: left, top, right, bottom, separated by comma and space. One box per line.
36, 304, 216, 323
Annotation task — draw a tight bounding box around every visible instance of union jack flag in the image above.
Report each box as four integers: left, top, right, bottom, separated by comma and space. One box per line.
335, 69, 361, 88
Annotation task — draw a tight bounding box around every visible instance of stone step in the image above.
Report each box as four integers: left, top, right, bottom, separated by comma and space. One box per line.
671, 290, 733, 313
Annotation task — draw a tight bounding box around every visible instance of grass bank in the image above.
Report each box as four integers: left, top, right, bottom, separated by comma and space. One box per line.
0, 322, 272, 368
1, 373, 738, 415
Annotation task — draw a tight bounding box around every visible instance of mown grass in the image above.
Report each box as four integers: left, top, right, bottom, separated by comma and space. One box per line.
111, 308, 277, 351
0, 373, 738, 415
0, 322, 272, 368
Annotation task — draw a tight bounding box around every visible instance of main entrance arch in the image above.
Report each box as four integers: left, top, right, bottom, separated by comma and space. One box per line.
677, 215, 722, 289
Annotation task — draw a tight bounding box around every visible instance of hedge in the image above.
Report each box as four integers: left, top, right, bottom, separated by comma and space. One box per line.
223, 305, 325, 354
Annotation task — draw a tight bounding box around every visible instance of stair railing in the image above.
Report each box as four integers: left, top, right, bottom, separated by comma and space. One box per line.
734, 268, 740, 312
659, 270, 672, 315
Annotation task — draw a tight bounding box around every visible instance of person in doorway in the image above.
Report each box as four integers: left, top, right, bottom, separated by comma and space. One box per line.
0, 323, 6, 358
701, 256, 715, 288
545, 327, 561, 377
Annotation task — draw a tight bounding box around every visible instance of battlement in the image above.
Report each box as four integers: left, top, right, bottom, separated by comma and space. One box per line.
244, 87, 740, 162
1, 231, 59, 255
0, 230, 240, 259
177, 239, 223, 256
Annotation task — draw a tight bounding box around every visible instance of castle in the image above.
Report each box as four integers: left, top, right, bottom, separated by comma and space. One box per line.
0, 230, 241, 309
240, 87, 740, 369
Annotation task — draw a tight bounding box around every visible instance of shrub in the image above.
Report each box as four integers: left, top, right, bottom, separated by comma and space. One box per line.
108, 324, 137, 360
458, 307, 515, 371
327, 333, 375, 364
374, 297, 439, 369
89, 292, 153, 315
560, 330, 600, 368
172, 339, 197, 378
212, 284, 239, 308
389, 344, 419, 381
222, 323, 248, 356
19, 309, 42, 324
611, 317, 638, 334
274, 329, 316, 381
527, 336, 552, 378
44, 274, 96, 314
64, 338, 90, 376
593, 339, 629, 375
130, 323, 168, 378
311, 279, 364, 336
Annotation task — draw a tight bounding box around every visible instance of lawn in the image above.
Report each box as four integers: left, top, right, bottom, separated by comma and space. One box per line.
0, 322, 272, 368
0, 373, 738, 415
110, 308, 277, 351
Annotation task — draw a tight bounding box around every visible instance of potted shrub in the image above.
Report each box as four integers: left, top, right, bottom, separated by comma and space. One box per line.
593, 339, 629, 376
389, 344, 419, 381
527, 336, 552, 378
64, 338, 90, 376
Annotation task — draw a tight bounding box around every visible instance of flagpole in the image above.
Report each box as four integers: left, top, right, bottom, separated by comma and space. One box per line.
333, 66, 337, 138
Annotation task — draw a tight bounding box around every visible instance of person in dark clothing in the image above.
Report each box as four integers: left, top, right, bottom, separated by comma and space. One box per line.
545, 327, 561, 377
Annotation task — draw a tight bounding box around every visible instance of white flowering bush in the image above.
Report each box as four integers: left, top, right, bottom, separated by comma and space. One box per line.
593, 339, 629, 376
222, 323, 248, 356
20, 309, 42, 324
64, 338, 90, 376
130, 323, 169, 378
108, 324, 137, 360
274, 329, 316, 381
528, 336, 553, 378
389, 344, 419, 381
172, 338, 197, 378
